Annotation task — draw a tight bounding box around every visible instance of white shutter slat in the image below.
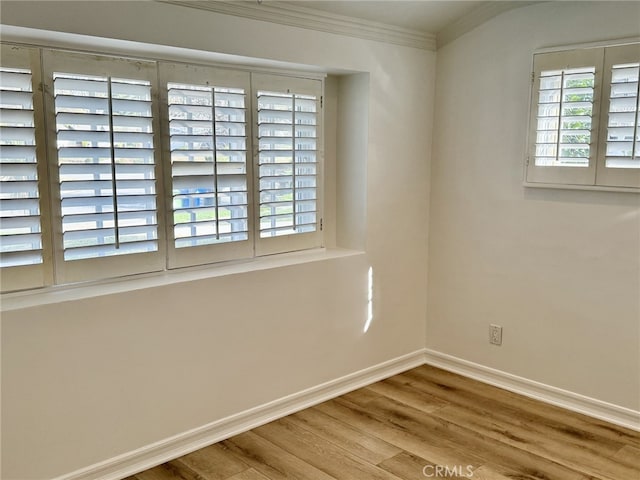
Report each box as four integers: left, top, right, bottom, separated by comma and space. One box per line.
0, 197, 40, 214
0, 90, 33, 109
0, 70, 33, 90
0, 214, 41, 230
0, 162, 39, 179
0, 249, 43, 267
0, 145, 37, 162
167, 80, 249, 250
64, 240, 158, 260
1, 108, 35, 126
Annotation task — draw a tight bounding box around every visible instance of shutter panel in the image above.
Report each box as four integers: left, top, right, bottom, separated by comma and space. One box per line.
595, 43, 640, 188
534, 66, 595, 168
159, 63, 252, 268
527, 48, 603, 185
43, 50, 164, 283
0, 45, 51, 292
253, 74, 322, 256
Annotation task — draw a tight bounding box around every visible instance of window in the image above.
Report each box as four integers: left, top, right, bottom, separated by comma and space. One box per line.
526, 42, 639, 190
0, 45, 324, 292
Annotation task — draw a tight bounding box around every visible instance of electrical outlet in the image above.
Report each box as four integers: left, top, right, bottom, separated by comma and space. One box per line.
489, 324, 502, 345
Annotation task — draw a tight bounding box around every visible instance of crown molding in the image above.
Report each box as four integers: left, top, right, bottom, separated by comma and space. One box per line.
436, 1, 543, 49
158, 0, 436, 51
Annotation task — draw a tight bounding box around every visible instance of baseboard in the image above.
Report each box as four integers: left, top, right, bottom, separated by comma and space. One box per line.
55, 349, 426, 480
55, 347, 640, 480
423, 348, 640, 432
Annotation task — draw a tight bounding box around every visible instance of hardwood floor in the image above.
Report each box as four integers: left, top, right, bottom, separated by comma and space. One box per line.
126, 365, 640, 480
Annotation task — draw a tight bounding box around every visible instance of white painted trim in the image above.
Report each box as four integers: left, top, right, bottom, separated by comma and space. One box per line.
534, 36, 640, 54
54, 349, 426, 480
159, 0, 435, 51
423, 348, 640, 432
1, 248, 364, 311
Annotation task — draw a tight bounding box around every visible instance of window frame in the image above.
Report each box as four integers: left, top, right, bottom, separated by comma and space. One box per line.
525, 41, 640, 191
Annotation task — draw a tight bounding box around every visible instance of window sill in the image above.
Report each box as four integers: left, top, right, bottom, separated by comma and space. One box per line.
0, 248, 365, 312
523, 181, 639, 193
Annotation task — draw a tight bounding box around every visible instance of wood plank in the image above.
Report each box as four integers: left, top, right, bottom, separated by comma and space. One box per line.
430, 403, 638, 480
314, 398, 486, 469
341, 388, 593, 480
287, 406, 402, 464
407, 365, 640, 448
391, 369, 635, 456
134, 465, 182, 480
613, 445, 640, 465
363, 381, 448, 414
222, 431, 337, 480
226, 468, 272, 480
253, 417, 404, 480
167, 443, 249, 480
377, 451, 472, 480
468, 465, 516, 480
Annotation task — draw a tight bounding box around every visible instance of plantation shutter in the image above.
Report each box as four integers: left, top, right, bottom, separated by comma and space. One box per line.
159, 63, 252, 268
252, 74, 323, 256
0, 45, 51, 292
595, 43, 640, 188
527, 48, 603, 185
42, 50, 164, 284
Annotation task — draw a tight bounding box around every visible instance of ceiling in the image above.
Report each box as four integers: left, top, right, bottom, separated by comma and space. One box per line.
272, 1, 489, 34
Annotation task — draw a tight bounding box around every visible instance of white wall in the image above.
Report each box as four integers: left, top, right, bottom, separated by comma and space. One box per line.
428, 1, 640, 411
0, 2, 434, 478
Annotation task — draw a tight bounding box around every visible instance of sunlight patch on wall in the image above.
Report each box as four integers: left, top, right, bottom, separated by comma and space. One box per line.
364, 265, 374, 333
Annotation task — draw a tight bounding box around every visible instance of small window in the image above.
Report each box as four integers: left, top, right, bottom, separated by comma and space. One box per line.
526, 42, 639, 190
